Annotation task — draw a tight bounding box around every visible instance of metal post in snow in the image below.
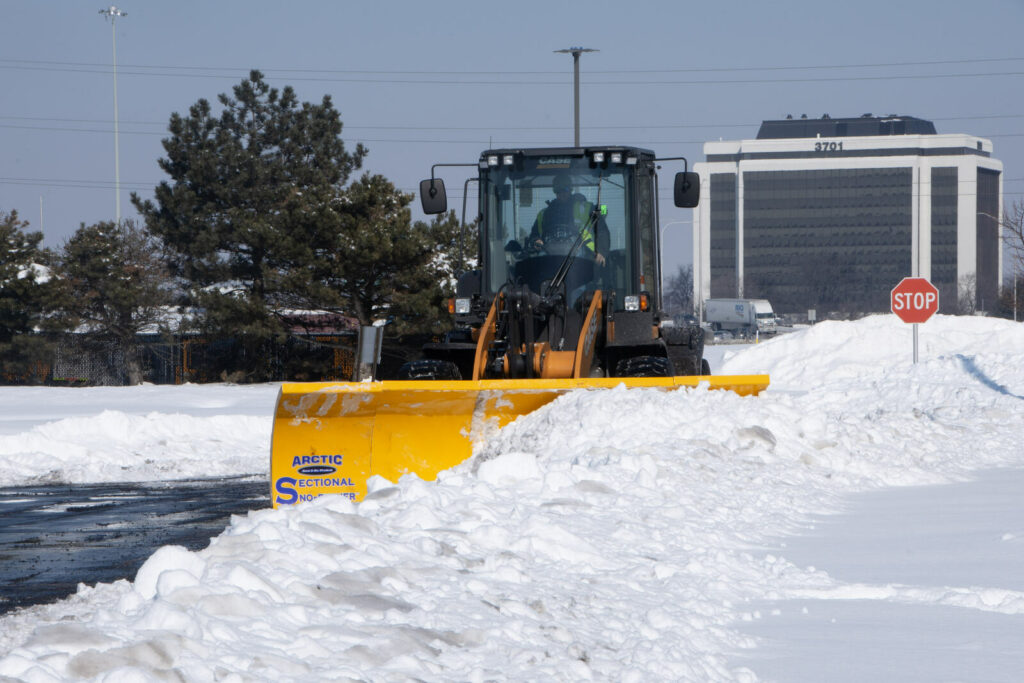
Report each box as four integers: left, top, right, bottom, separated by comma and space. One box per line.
891, 277, 938, 365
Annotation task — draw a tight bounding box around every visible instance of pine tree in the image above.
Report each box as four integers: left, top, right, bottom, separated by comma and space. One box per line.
55, 221, 173, 385
318, 173, 448, 335
422, 209, 479, 298
0, 210, 53, 382
132, 70, 366, 380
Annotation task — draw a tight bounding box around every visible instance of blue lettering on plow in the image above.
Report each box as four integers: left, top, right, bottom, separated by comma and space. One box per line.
291, 454, 344, 467
274, 476, 357, 506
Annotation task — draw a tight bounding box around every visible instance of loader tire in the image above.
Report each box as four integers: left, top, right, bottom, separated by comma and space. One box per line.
701, 358, 711, 375
615, 355, 672, 378
397, 359, 462, 381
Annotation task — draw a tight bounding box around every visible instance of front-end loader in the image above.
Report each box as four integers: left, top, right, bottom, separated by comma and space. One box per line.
271, 146, 768, 508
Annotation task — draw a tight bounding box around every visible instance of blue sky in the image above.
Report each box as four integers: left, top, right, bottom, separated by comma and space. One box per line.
2, 0, 1022, 278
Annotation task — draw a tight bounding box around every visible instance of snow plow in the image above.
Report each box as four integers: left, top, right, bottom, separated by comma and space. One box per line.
271, 146, 769, 508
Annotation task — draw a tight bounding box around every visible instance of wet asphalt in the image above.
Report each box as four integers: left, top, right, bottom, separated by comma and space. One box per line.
0, 476, 268, 615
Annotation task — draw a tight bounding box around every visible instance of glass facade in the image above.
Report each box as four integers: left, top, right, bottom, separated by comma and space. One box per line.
930, 167, 958, 313
739, 168, 913, 313
976, 168, 1001, 311
708, 173, 737, 298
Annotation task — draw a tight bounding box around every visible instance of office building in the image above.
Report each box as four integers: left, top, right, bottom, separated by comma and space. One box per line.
692, 114, 1003, 317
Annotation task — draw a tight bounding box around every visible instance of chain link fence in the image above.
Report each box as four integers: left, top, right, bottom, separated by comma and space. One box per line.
42, 333, 357, 386
3, 329, 438, 387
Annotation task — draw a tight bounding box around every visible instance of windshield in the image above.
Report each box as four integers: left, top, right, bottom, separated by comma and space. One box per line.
481, 156, 637, 305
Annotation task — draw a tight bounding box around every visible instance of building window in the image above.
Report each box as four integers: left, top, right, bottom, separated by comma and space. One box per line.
931, 167, 958, 312
709, 173, 737, 298
742, 167, 912, 314
977, 168, 1001, 311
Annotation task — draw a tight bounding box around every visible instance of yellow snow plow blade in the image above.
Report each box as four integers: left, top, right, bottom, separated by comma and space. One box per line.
270, 374, 769, 508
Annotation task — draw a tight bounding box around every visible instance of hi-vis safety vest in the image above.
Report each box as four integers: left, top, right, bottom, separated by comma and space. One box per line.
537, 200, 596, 252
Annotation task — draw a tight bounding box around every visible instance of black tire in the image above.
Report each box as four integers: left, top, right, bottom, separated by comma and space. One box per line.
615, 355, 672, 378
397, 359, 462, 381
700, 358, 711, 375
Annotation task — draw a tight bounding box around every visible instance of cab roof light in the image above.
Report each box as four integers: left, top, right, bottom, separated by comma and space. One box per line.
592, 151, 605, 163
503, 154, 515, 166
487, 155, 500, 167
610, 152, 623, 164
625, 156, 638, 166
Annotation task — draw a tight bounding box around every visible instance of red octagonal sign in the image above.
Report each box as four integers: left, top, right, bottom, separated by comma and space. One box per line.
891, 277, 939, 324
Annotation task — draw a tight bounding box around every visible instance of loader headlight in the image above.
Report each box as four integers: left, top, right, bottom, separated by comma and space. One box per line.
624, 294, 649, 312
454, 297, 471, 315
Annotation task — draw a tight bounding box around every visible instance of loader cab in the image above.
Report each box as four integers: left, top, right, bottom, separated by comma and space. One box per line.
476, 147, 662, 312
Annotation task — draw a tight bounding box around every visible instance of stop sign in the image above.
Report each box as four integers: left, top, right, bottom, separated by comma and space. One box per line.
891, 277, 939, 324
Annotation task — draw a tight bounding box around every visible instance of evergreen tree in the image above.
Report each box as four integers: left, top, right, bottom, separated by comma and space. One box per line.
422, 209, 479, 298
132, 70, 366, 380
55, 221, 173, 385
318, 173, 449, 335
0, 210, 53, 383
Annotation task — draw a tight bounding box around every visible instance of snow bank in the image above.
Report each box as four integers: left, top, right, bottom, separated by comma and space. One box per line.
0, 316, 1023, 681
0, 384, 276, 485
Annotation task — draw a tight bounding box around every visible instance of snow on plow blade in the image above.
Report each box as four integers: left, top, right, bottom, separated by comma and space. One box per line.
270, 374, 769, 508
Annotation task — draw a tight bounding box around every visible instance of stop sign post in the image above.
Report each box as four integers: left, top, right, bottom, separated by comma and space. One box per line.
891, 277, 939, 363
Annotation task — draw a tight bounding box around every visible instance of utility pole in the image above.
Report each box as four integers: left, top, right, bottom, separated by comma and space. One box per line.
99, 5, 126, 223
554, 47, 597, 147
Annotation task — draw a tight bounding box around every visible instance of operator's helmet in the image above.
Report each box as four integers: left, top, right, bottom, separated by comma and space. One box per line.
552, 174, 572, 195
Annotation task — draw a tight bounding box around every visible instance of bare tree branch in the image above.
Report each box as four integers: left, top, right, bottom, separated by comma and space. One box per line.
1001, 200, 1024, 275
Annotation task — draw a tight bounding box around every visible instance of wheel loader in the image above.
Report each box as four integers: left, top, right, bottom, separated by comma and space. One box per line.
270, 146, 768, 508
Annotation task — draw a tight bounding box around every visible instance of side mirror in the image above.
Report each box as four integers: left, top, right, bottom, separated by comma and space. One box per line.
419, 178, 448, 214
674, 171, 700, 208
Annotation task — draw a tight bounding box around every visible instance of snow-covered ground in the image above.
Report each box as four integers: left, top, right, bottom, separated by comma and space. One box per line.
1, 314, 1023, 681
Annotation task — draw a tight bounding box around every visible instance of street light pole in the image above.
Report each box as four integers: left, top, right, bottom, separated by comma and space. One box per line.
555, 47, 596, 147
99, 5, 126, 224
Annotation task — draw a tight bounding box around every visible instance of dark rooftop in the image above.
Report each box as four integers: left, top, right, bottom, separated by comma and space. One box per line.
756, 114, 937, 140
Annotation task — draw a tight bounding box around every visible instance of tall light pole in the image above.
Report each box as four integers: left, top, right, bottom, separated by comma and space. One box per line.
99, 5, 126, 224
554, 47, 596, 147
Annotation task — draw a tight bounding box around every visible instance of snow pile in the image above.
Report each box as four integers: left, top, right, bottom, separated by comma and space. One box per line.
1, 316, 1023, 681
0, 384, 275, 485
